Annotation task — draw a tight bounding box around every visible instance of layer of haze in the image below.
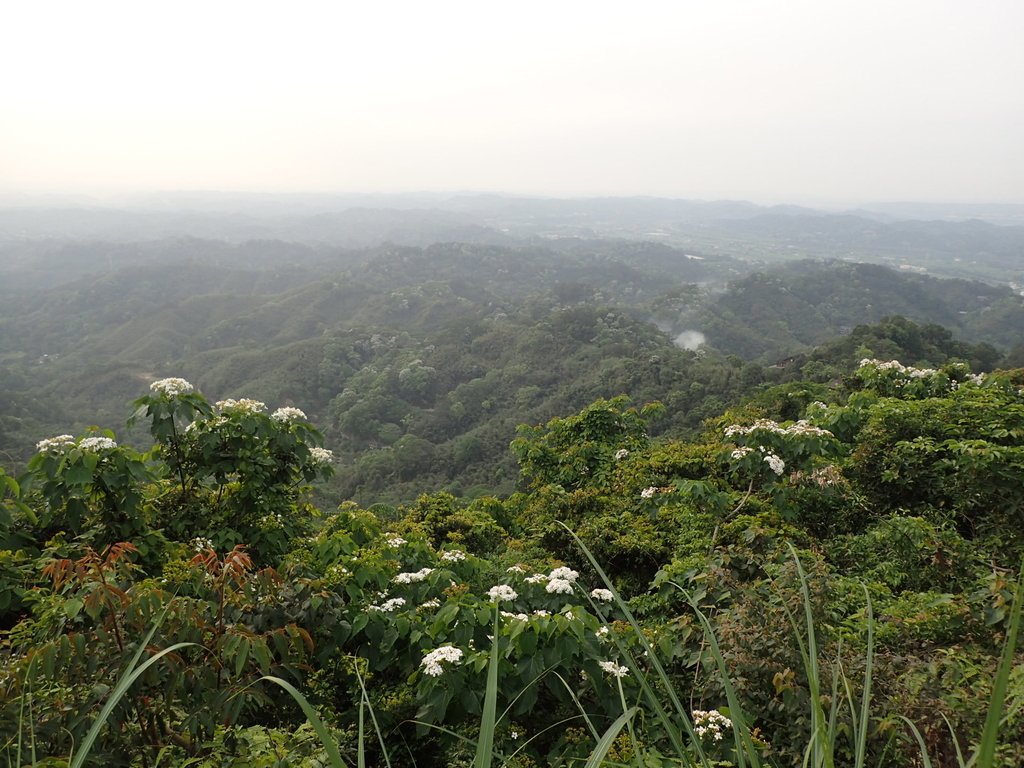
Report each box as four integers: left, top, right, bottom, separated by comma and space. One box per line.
3, 0, 1022, 204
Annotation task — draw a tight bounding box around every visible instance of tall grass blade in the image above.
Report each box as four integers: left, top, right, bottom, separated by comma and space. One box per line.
69, 641, 196, 768
353, 660, 392, 768
683, 594, 762, 768
855, 586, 874, 768
583, 706, 639, 768
472, 604, 501, 768
558, 522, 705, 767
259, 675, 349, 768
898, 716, 934, 768
975, 560, 1024, 768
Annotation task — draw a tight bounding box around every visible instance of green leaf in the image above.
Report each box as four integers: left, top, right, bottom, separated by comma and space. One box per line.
63, 597, 84, 620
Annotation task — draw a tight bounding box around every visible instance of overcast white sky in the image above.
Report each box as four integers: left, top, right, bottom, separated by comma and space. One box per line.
2, 1, 1022, 205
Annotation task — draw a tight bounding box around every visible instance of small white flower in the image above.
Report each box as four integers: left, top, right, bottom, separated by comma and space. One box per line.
420, 598, 441, 609
548, 567, 579, 582
524, 573, 548, 584
506, 564, 526, 574
487, 584, 518, 602
614, 448, 630, 460
640, 486, 658, 499
501, 611, 530, 621
36, 434, 75, 453
598, 661, 629, 678
533, 609, 550, 617
78, 436, 118, 452
190, 536, 214, 553
764, 453, 785, 476
309, 447, 334, 465
216, 398, 266, 414
590, 588, 614, 602
546, 578, 574, 595
149, 377, 193, 397
595, 625, 610, 641
440, 550, 466, 562
731, 447, 753, 460
393, 568, 433, 584
369, 597, 407, 612
385, 535, 407, 547
271, 406, 307, 422
421, 645, 464, 677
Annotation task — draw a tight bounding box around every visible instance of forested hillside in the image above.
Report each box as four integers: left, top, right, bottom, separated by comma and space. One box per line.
3, 229, 1024, 505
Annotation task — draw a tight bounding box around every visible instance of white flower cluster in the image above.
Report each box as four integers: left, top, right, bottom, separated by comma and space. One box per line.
325, 563, 349, 580
215, 398, 266, 414
598, 660, 629, 678
614, 448, 630, 460
640, 486, 659, 499
506, 564, 526, 574
763, 453, 785, 476
501, 611, 530, 622
590, 588, 614, 602
731, 446, 753, 460
150, 377, 194, 397
692, 709, 732, 741
440, 550, 466, 562
257, 512, 285, 531
421, 645, 464, 677
190, 536, 214, 553
271, 406, 307, 423
595, 625, 610, 641
487, 584, 518, 602
309, 447, 334, 465
524, 573, 548, 584
79, 436, 118, 452
420, 598, 441, 609
725, 419, 832, 438
546, 566, 579, 595
394, 568, 433, 584
36, 434, 75, 453
385, 535, 407, 547
369, 597, 406, 612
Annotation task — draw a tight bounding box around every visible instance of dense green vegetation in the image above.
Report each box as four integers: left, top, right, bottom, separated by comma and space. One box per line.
2, 358, 1022, 766
3, 208, 1024, 765
3, 237, 1024, 506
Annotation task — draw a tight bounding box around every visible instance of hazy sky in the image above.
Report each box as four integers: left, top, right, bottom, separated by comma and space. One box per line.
3, 1, 1022, 204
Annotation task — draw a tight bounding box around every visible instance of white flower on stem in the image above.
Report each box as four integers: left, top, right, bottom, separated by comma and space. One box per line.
598, 661, 629, 678
506, 564, 526, 574
524, 573, 548, 584
420, 645, 464, 677
546, 578, 574, 595
590, 588, 614, 602
763, 453, 785, 476
36, 434, 75, 453
548, 567, 579, 582
486, 584, 518, 602
393, 568, 433, 584
150, 377, 193, 397
215, 398, 266, 414
614, 448, 629, 460
595, 625, 610, 641
271, 406, 307, 422
369, 597, 406, 612
309, 447, 334, 465
440, 550, 466, 562
385, 535, 407, 547
640, 486, 658, 499
79, 437, 117, 452
692, 709, 732, 741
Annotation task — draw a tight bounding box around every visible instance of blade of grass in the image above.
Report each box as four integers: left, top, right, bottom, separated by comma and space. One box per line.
69, 641, 196, 768
583, 706, 639, 768
260, 675, 349, 768
974, 559, 1024, 768
473, 603, 501, 768
557, 522, 706, 768
352, 658, 392, 768
898, 716, 935, 768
